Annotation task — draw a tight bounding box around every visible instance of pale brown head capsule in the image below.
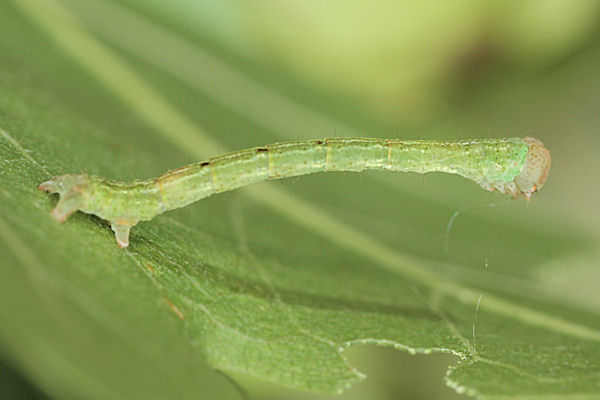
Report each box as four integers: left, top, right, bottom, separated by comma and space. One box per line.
515, 137, 551, 199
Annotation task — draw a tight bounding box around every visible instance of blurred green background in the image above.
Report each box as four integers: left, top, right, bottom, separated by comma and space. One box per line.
1, 0, 600, 399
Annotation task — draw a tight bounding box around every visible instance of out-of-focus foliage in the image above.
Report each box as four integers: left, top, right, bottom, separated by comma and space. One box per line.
134, 0, 600, 120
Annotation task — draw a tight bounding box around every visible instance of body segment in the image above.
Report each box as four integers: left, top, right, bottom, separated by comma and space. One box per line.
39, 137, 550, 247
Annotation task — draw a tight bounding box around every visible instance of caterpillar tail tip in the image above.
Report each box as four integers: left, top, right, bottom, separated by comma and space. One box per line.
39, 180, 58, 193
39, 175, 90, 223
50, 207, 71, 223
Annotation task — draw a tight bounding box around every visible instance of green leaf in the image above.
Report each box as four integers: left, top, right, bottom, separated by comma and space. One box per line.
0, 358, 53, 400
1, 0, 599, 399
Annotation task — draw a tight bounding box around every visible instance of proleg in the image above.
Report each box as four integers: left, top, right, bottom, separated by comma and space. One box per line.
39, 137, 551, 247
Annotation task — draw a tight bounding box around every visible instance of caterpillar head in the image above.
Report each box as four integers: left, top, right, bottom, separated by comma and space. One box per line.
515, 137, 551, 200
39, 174, 90, 222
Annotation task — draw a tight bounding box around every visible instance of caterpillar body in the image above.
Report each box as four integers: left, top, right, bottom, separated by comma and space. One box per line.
39, 137, 551, 248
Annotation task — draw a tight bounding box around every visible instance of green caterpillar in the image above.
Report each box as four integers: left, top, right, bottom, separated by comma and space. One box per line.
39, 137, 551, 248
